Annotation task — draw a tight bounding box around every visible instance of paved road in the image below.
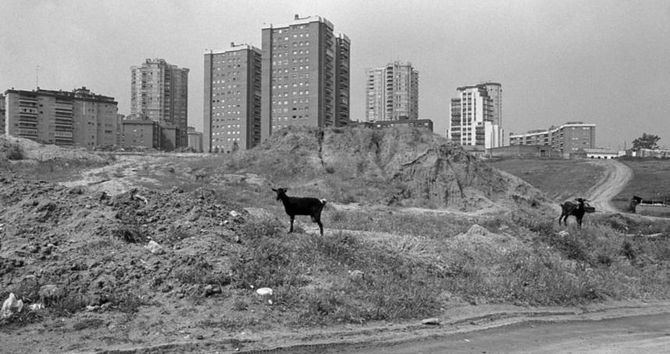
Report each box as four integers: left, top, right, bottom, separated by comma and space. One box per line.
337, 313, 670, 353
584, 159, 633, 212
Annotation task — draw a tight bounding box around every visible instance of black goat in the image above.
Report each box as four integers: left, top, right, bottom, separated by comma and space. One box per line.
272, 188, 327, 236
629, 195, 643, 213
558, 198, 588, 228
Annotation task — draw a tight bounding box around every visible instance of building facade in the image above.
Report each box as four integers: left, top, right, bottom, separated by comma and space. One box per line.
204, 44, 262, 153
187, 126, 203, 152
260, 15, 350, 141
510, 122, 596, 154
4, 87, 118, 147
334, 33, 351, 127
130, 58, 189, 148
448, 82, 503, 149
354, 119, 433, 131
365, 61, 419, 122
1, 94, 5, 135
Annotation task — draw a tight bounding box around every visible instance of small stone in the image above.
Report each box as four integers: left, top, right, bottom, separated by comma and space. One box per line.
256, 287, 273, 296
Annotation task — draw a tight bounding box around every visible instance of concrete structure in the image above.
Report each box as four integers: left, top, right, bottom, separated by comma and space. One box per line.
354, 118, 433, 131
365, 61, 419, 122
131, 58, 189, 148
626, 148, 670, 158
510, 122, 596, 155
1, 94, 5, 135
583, 148, 621, 159
204, 43, 262, 153
4, 87, 118, 147
448, 82, 503, 149
261, 14, 350, 141
187, 126, 203, 152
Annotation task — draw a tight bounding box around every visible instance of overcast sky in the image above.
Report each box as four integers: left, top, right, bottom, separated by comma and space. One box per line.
2, 0, 669, 149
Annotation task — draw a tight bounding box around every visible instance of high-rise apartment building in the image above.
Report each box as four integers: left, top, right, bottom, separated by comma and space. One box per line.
131, 58, 189, 148
448, 82, 503, 149
260, 15, 350, 141
4, 87, 118, 147
510, 122, 595, 154
204, 43, 262, 153
365, 61, 419, 122
1, 94, 6, 135
334, 33, 351, 126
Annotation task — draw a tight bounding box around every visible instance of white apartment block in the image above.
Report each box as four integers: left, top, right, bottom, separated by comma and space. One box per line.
365, 62, 419, 121
449, 82, 503, 149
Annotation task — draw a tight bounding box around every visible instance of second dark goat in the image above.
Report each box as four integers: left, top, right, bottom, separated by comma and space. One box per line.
558, 198, 588, 228
272, 188, 327, 236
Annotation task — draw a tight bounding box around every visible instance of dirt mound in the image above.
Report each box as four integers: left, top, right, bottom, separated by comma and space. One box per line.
0, 173, 251, 315
231, 126, 552, 211
0, 136, 106, 163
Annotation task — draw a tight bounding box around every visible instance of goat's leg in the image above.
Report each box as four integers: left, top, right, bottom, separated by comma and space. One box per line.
316, 219, 324, 236
289, 215, 295, 233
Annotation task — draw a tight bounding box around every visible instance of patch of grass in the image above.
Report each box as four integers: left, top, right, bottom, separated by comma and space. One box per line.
325, 209, 471, 238
173, 259, 231, 287
231, 223, 306, 289
49, 293, 88, 316
489, 159, 604, 201
108, 293, 149, 314
616, 160, 670, 211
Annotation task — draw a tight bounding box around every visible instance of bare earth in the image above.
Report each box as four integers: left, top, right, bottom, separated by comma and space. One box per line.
584, 159, 634, 212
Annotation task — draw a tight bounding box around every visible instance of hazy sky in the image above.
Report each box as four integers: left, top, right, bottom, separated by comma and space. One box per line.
2, 0, 669, 149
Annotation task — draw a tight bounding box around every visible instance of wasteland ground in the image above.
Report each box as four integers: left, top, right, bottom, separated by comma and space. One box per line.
1, 128, 669, 353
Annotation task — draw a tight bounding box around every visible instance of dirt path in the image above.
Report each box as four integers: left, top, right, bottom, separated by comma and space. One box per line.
584, 159, 633, 212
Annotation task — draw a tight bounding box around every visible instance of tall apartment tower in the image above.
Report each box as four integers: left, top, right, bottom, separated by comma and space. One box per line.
130, 58, 189, 147
365, 62, 419, 122
1, 94, 5, 135
334, 33, 351, 127
4, 87, 118, 147
449, 82, 503, 149
260, 15, 350, 141
204, 43, 262, 153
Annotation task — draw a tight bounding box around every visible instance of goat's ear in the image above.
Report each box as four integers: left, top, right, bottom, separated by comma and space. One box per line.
271, 188, 277, 192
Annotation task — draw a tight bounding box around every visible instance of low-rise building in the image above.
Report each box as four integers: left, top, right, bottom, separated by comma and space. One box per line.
187, 127, 203, 152
122, 116, 158, 149
510, 122, 595, 156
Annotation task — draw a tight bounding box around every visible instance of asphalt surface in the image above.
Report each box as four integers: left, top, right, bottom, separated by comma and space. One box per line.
330, 312, 670, 353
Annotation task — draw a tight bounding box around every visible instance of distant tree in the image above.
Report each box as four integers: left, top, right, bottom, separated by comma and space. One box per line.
632, 133, 661, 150
232, 140, 239, 153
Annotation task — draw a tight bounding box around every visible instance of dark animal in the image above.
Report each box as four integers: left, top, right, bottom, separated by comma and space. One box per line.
559, 198, 588, 228
272, 188, 327, 236
629, 195, 643, 213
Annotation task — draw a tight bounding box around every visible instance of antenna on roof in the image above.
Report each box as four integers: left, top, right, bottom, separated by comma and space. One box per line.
35, 65, 40, 89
